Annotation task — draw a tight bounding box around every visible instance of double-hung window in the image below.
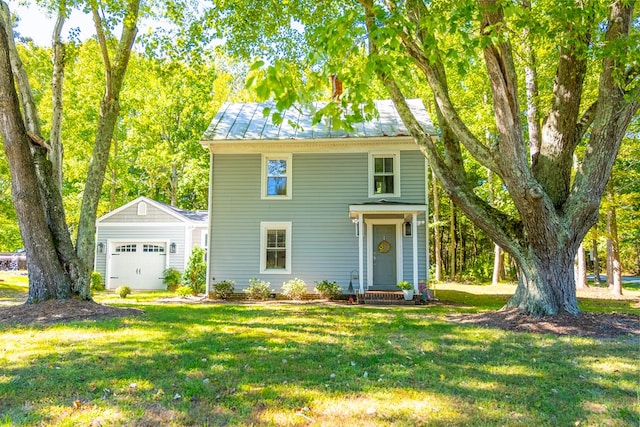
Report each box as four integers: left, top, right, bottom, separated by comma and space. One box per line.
262, 154, 292, 199
369, 153, 400, 197
260, 222, 292, 274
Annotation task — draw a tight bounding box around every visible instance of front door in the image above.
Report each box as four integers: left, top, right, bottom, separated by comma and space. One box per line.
372, 224, 396, 286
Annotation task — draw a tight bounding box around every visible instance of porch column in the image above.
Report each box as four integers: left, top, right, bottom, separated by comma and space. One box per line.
412, 212, 418, 291
358, 213, 364, 295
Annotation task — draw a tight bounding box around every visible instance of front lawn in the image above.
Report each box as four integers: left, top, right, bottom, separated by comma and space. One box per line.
0, 284, 637, 426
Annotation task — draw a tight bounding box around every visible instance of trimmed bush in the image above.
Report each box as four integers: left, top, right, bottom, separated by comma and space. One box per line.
314, 280, 341, 299
176, 285, 193, 297
282, 278, 307, 300
245, 277, 272, 300
116, 286, 131, 299
212, 280, 235, 299
163, 268, 182, 292
182, 247, 206, 294
90, 271, 105, 291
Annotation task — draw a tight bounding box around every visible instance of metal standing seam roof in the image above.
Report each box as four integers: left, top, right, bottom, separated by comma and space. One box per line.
202, 99, 436, 141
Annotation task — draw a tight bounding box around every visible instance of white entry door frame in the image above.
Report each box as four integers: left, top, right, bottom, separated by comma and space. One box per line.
365, 218, 404, 288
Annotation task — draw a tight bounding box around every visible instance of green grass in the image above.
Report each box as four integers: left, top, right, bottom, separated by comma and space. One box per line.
0, 281, 638, 426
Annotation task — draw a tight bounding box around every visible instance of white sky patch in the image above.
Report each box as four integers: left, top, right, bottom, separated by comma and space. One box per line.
13, 3, 95, 46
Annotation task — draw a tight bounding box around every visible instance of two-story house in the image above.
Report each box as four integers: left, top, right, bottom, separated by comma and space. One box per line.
200, 99, 435, 297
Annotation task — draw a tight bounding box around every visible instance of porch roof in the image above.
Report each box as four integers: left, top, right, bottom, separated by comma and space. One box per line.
348, 201, 427, 219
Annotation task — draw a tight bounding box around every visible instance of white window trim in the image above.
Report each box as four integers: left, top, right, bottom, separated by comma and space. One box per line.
368, 152, 401, 198
260, 221, 292, 274
261, 153, 293, 200
137, 201, 147, 215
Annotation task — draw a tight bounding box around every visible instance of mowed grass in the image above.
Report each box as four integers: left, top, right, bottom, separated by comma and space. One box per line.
0, 279, 638, 426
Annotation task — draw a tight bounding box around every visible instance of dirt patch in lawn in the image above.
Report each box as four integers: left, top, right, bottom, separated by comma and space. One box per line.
447, 309, 639, 338
0, 299, 143, 325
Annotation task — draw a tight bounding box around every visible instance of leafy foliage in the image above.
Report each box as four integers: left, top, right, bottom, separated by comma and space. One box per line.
314, 280, 342, 299
90, 271, 105, 291
244, 277, 272, 300
182, 247, 206, 294
176, 285, 193, 297
281, 278, 307, 300
162, 268, 182, 292
116, 286, 131, 299
212, 280, 235, 299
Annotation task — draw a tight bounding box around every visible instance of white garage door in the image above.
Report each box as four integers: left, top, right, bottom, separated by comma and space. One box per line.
109, 242, 167, 290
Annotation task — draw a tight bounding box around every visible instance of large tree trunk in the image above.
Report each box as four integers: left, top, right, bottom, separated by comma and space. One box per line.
0, 19, 73, 302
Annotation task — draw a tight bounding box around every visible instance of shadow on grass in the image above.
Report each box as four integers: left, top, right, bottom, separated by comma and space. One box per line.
0, 303, 637, 426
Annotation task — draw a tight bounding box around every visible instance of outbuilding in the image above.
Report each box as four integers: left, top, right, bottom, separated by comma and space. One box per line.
94, 196, 208, 290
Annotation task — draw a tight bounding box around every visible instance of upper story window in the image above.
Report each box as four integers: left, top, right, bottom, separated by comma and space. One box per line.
262, 154, 292, 199
369, 153, 400, 198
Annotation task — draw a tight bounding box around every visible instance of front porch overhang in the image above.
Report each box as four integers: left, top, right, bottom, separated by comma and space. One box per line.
348, 202, 427, 219
348, 201, 427, 296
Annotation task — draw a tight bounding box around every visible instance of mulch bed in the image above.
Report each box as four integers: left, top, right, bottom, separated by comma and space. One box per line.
447, 309, 639, 338
0, 299, 143, 325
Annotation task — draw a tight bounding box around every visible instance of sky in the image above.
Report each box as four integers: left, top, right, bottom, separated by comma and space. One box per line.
13, 3, 95, 46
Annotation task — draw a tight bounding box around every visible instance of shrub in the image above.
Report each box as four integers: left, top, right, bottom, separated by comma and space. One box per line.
176, 285, 193, 297
90, 271, 105, 291
282, 278, 307, 300
245, 277, 272, 300
212, 280, 235, 299
116, 286, 131, 299
314, 280, 341, 299
397, 280, 413, 290
182, 247, 206, 294
163, 268, 182, 291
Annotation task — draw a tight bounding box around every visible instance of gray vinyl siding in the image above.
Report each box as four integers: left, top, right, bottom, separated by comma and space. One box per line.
100, 202, 177, 223
209, 150, 427, 292
95, 225, 187, 281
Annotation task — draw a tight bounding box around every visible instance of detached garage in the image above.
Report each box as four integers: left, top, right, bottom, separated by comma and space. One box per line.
95, 197, 208, 290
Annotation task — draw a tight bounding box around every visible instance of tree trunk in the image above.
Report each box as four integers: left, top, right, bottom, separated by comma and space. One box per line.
506, 247, 579, 316
575, 242, 587, 289
606, 206, 622, 295
50, 7, 65, 191
431, 168, 442, 282
448, 200, 456, 281
75, 1, 139, 278
0, 21, 72, 302
492, 245, 503, 285
592, 227, 601, 285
